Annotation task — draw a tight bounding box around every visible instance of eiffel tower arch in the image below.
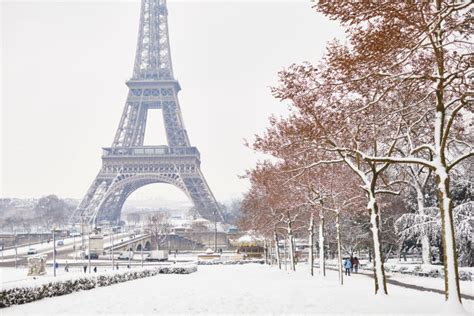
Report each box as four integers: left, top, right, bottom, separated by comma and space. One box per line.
71, 0, 223, 225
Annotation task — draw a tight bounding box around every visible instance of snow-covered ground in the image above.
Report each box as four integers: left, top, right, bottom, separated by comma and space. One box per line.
3, 264, 473, 315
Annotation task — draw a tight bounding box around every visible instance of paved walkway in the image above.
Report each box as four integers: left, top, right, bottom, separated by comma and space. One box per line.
314, 264, 474, 300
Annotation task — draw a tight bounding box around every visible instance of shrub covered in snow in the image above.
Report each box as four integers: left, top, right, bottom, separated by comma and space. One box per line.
357, 262, 472, 281
319, 259, 472, 281
0, 265, 197, 308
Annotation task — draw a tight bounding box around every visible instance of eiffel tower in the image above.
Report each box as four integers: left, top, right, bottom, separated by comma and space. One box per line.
71, 0, 223, 225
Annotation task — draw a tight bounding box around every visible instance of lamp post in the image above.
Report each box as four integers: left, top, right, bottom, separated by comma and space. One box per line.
14, 233, 18, 269
213, 210, 217, 253
81, 215, 85, 258
111, 230, 115, 270
73, 232, 77, 261
141, 244, 143, 268
52, 228, 57, 277
88, 230, 91, 273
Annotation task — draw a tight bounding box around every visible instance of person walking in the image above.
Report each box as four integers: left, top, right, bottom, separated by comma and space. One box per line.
93, 266, 97, 273
344, 258, 352, 276
83, 265, 87, 273
64, 261, 69, 272
353, 257, 360, 273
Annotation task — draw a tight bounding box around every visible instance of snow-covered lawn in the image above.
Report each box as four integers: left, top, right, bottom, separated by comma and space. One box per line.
3, 264, 473, 315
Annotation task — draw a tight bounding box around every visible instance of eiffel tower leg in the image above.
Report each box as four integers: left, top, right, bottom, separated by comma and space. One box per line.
181, 168, 223, 222
70, 173, 113, 224
96, 185, 131, 224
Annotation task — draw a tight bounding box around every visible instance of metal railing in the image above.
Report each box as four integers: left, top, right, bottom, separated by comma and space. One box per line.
102, 146, 200, 158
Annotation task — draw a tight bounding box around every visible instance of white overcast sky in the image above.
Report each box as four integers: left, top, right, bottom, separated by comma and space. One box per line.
1, 0, 345, 204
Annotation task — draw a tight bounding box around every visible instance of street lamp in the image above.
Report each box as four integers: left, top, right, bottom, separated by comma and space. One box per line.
72, 224, 77, 261
81, 215, 85, 259
51, 227, 60, 277
14, 232, 18, 269
111, 229, 115, 270
141, 244, 143, 268
213, 210, 217, 253
88, 229, 91, 273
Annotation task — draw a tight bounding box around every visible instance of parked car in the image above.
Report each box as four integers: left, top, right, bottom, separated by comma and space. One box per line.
84, 251, 99, 260
56, 240, 64, 246
27, 248, 38, 255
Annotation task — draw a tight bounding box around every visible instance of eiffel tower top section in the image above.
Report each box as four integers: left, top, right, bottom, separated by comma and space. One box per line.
132, 0, 174, 80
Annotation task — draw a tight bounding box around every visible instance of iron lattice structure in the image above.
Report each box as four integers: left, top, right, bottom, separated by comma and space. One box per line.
71, 0, 223, 225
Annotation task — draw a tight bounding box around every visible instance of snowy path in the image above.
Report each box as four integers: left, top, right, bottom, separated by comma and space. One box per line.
315, 265, 474, 299
3, 264, 473, 315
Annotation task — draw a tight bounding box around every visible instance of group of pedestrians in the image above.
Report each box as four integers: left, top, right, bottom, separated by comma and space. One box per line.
343, 256, 360, 276
81, 265, 97, 273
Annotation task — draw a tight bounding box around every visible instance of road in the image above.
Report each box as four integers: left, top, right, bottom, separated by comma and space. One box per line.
0, 232, 144, 267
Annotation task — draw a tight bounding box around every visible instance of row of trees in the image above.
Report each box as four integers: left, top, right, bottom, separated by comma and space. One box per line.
0, 195, 76, 233
240, 1, 472, 306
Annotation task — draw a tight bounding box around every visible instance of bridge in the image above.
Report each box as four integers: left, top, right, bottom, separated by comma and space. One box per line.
109, 234, 206, 253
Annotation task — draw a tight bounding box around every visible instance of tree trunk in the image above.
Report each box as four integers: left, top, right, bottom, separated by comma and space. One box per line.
319, 210, 326, 276
432, 0, 461, 303
274, 231, 281, 269
264, 239, 268, 265
415, 184, 431, 265
269, 240, 274, 266
421, 235, 431, 265
435, 167, 461, 303
367, 192, 387, 295
397, 236, 405, 263
309, 214, 314, 276
287, 221, 296, 271
336, 210, 343, 285
384, 246, 393, 263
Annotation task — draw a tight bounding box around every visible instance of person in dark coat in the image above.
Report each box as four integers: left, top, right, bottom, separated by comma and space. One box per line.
83, 265, 87, 273
93, 266, 97, 273
353, 257, 360, 273
344, 258, 352, 276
